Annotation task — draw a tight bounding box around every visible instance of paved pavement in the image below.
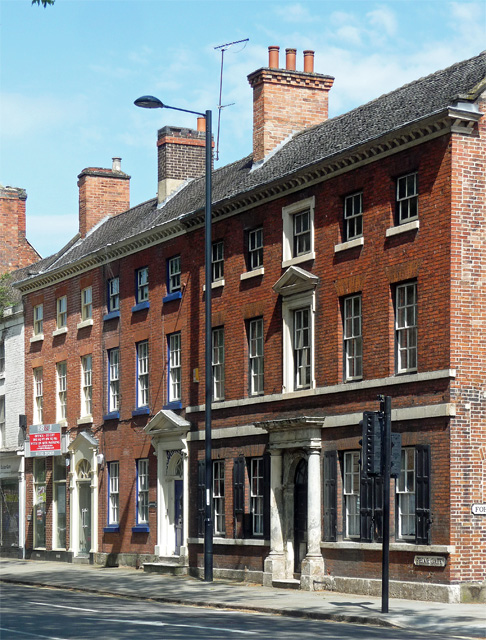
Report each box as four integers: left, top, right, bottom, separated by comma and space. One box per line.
1, 558, 485, 639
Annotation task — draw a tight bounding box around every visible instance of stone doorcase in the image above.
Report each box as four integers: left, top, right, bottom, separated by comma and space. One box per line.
68, 431, 99, 559
144, 410, 190, 561
260, 417, 325, 590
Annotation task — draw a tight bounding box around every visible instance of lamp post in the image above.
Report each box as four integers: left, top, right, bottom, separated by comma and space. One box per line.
134, 96, 213, 582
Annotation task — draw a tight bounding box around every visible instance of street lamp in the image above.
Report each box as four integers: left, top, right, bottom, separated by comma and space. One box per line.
135, 95, 213, 582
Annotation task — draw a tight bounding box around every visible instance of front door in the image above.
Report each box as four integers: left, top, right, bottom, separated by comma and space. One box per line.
294, 458, 308, 574
78, 482, 91, 555
174, 479, 183, 555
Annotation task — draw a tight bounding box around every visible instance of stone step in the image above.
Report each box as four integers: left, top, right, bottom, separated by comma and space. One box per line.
272, 578, 301, 590
143, 560, 188, 576
73, 556, 90, 565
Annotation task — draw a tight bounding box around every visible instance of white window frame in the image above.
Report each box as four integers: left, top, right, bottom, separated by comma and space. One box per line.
33, 458, 46, 548
213, 459, 225, 536
343, 451, 361, 539
248, 227, 263, 271
0, 396, 5, 449
108, 348, 120, 412
33, 367, 43, 424
81, 355, 92, 417
248, 318, 264, 396
137, 341, 149, 408
56, 296, 67, 329
168, 332, 181, 403
282, 290, 316, 393
343, 294, 363, 381
293, 307, 311, 390
211, 241, 224, 283
250, 457, 264, 536
81, 287, 92, 321
168, 256, 181, 293
136, 267, 149, 303
397, 448, 416, 540
108, 461, 119, 525
0, 341, 4, 375
212, 327, 225, 401
137, 458, 149, 524
108, 277, 120, 312
344, 192, 363, 241
33, 304, 43, 336
396, 172, 418, 224
396, 282, 417, 373
56, 361, 67, 421
52, 455, 67, 549
282, 196, 315, 268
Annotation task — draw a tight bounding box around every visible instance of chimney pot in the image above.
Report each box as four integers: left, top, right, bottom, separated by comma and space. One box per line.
268, 46, 280, 68
303, 50, 314, 73
247, 46, 334, 163
285, 48, 297, 71
112, 157, 122, 172
197, 116, 206, 132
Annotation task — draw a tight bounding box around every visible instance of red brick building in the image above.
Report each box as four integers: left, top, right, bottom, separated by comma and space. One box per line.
0, 186, 40, 273
16, 49, 486, 602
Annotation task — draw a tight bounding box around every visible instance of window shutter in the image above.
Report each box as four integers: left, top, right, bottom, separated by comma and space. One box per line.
263, 453, 271, 539
415, 445, 431, 545
373, 476, 384, 542
323, 450, 337, 541
197, 460, 205, 537
360, 474, 373, 542
233, 456, 245, 514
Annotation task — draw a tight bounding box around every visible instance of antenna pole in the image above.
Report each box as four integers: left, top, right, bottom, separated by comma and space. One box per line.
213, 38, 249, 161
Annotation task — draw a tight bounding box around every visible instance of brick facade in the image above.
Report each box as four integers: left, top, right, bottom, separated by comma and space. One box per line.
17, 53, 486, 602
0, 187, 40, 272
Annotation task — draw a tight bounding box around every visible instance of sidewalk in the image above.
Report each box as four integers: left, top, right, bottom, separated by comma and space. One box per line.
1, 558, 484, 639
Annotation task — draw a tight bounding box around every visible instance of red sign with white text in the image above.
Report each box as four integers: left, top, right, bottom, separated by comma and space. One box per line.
29, 424, 62, 454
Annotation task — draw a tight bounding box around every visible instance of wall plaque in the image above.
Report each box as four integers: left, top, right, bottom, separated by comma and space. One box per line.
414, 555, 446, 567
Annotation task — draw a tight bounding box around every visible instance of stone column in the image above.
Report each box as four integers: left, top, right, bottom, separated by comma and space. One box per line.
300, 446, 324, 590
263, 449, 286, 586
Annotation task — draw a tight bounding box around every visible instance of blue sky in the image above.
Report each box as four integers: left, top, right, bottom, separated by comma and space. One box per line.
1, 0, 485, 259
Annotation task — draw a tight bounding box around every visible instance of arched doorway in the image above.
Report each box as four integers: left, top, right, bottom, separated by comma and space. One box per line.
293, 458, 308, 574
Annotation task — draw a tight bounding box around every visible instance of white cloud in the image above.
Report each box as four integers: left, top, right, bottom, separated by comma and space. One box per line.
335, 25, 362, 47
275, 3, 314, 23
367, 6, 398, 38
0, 93, 85, 138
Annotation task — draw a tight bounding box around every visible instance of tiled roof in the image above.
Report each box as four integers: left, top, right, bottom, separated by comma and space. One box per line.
24, 51, 486, 277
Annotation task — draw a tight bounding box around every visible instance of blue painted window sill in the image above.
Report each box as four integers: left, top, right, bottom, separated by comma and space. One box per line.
163, 291, 182, 303
132, 301, 150, 313
163, 401, 182, 410
103, 310, 120, 322
132, 407, 150, 416
103, 411, 120, 421
132, 524, 150, 533
103, 525, 120, 533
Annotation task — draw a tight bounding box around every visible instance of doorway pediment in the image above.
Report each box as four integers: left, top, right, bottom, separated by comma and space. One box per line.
145, 409, 190, 441
273, 265, 318, 297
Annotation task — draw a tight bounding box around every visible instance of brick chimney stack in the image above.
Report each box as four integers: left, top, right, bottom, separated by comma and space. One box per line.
247, 46, 334, 164
77, 158, 130, 238
157, 125, 210, 204
0, 186, 40, 271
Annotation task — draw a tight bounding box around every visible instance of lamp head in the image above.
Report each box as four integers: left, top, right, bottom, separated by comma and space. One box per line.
134, 95, 165, 109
